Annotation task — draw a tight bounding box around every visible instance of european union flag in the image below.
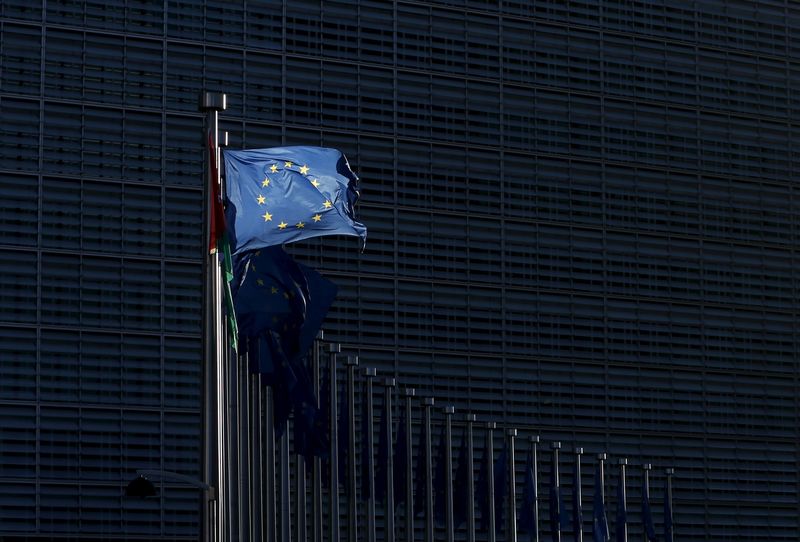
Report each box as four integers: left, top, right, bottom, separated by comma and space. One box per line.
393, 406, 408, 507
518, 448, 538, 542
452, 432, 469, 528
592, 463, 610, 542
663, 479, 673, 542
494, 440, 508, 533
374, 393, 390, 504
413, 423, 428, 517
224, 146, 367, 255
641, 475, 656, 542
615, 476, 627, 542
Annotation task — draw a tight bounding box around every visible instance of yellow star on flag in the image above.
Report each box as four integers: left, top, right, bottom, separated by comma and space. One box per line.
262, 211, 273, 221
262, 178, 270, 187
299, 165, 309, 175
323, 200, 332, 209
284, 161, 293, 168
311, 179, 320, 187
257, 195, 266, 204
270, 164, 278, 173
278, 221, 288, 230
256, 279, 264, 286
312, 214, 322, 222
271, 286, 279, 294
296, 221, 305, 228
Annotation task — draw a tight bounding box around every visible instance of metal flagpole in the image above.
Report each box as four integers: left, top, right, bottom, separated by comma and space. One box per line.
552, 442, 562, 542
464, 415, 477, 542
485, 422, 496, 542
281, 424, 291, 542
618, 459, 628, 542
530, 436, 540, 542
574, 448, 583, 542
422, 398, 435, 542
383, 378, 397, 542
297, 402, 307, 542
364, 368, 378, 542
228, 324, 240, 541
664, 468, 674, 542
199, 90, 225, 542
402, 388, 416, 542
346, 356, 360, 542
265, 386, 277, 542
251, 375, 263, 542
598, 452, 607, 542
443, 407, 455, 542
507, 429, 517, 542
328, 344, 342, 542
312, 334, 324, 542
239, 342, 251, 539
642, 464, 651, 542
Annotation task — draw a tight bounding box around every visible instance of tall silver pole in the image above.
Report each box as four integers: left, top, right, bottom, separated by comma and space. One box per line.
346, 356, 360, 542
465, 415, 477, 542
598, 452, 607, 542
281, 427, 291, 542
297, 406, 307, 542
239, 346, 251, 540
551, 442, 561, 542
422, 398, 435, 542
199, 90, 225, 542
642, 464, 651, 542
574, 448, 583, 542
486, 422, 496, 542
312, 334, 324, 542
265, 386, 277, 542
530, 436, 540, 542
665, 468, 674, 542
402, 388, 416, 542
251, 377, 263, 542
328, 344, 341, 542
618, 459, 628, 542
383, 378, 397, 542
364, 368, 378, 542
443, 407, 455, 542
507, 429, 517, 542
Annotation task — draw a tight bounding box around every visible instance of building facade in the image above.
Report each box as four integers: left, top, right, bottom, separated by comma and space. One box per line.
0, 0, 798, 539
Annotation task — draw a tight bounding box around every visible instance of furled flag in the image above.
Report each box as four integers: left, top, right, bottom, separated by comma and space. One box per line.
223, 146, 367, 255
592, 463, 610, 542
393, 406, 408, 508
549, 453, 568, 536
641, 474, 656, 542
310, 360, 331, 461
433, 425, 447, 523
360, 379, 372, 502
663, 480, 673, 542
494, 440, 508, 533
338, 377, 348, 488
413, 422, 429, 516
452, 432, 470, 529
518, 448, 539, 542
476, 434, 492, 531
615, 476, 627, 542
573, 457, 583, 539
374, 391, 390, 504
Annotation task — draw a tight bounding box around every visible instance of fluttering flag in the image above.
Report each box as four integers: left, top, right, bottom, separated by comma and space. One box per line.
494, 440, 508, 533
476, 434, 492, 531
374, 391, 390, 504
452, 432, 469, 529
393, 405, 408, 508
433, 425, 447, 523
518, 448, 538, 542
573, 456, 583, 538
360, 379, 372, 502
592, 463, 610, 542
663, 479, 673, 542
223, 146, 367, 255
615, 476, 627, 542
641, 474, 656, 542
414, 421, 428, 516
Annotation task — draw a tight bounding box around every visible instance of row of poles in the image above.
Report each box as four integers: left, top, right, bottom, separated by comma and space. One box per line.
211, 336, 675, 542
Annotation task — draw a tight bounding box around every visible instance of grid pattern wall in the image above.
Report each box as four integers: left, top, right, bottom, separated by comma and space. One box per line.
0, 0, 799, 539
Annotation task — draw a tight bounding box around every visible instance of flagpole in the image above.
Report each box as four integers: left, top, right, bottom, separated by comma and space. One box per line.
485, 422, 496, 542
618, 459, 628, 542
402, 388, 416, 542
574, 448, 583, 542
422, 397, 435, 542
664, 468, 674, 542
265, 386, 277, 542
312, 334, 324, 542
443, 407, 455, 542
281, 426, 291, 542
507, 429, 517, 542
327, 344, 342, 542
296, 408, 308, 542
364, 368, 378, 542
530, 436, 540, 542
346, 356, 360, 542
551, 442, 561, 542
383, 378, 397, 542
199, 90, 225, 542
465, 415, 477, 542
598, 452, 608, 542
239, 342, 251, 539
642, 464, 651, 542
251, 375, 263, 542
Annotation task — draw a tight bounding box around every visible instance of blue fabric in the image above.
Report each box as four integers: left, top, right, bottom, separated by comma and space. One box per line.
452, 432, 469, 529
494, 441, 508, 533
663, 480, 673, 542
592, 464, 610, 542
224, 146, 367, 254
476, 434, 491, 531
518, 448, 539, 542
549, 453, 568, 537
615, 474, 627, 542
641, 475, 657, 542
433, 425, 447, 523
393, 407, 408, 507
374, 392, 389, 504
413, 421, 428, 517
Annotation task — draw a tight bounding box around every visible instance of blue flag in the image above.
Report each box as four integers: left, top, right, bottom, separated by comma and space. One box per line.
374, 392, 390, 504
476, 434, 492, 531
518, 448, 538, 542
494, 440, 508, 533
592, 464, 609, 542
549, 453, 567, 536
615, 475, 627, 542
433, 425, 447, 523
311, 361, 331, 461
224, 146, 367, 255
573, 458, 583, 538
413, 422, 428, 517
641, 475, 656, 542
393, 406, 408, 508
452, 432, 469, 529
663, 480, 673, 542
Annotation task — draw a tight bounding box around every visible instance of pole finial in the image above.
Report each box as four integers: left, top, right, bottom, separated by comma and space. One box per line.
199, 92, 227, 112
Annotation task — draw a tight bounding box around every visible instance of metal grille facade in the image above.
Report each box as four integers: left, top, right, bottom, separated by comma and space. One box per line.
0, 1, 798, 540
